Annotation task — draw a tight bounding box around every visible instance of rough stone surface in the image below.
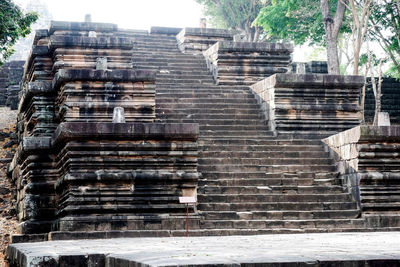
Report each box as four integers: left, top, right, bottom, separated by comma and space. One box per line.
204, 41, 293, 85
323, 126, 400, 216
365, 77, 400, 125
250, 73, 364, 137
7, 232, 400, 266
0, 61, 24, 110
9, 21, 199, 235
176, 28, 237, 54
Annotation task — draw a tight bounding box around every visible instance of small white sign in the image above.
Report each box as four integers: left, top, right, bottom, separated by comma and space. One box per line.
179, 197, 197, 204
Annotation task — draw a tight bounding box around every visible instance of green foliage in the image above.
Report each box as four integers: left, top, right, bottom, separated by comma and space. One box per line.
255, 0, 350, 45
196, 0, 266, 41
368, 0, 400, 78
255, 0, 323, 44
0, 0, 38, 65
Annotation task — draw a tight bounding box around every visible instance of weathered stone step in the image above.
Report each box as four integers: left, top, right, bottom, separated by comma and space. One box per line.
198, 185, 345, 194
133, 58, 205, 64
197, 193, 352, 203
157, 103, 260, 110
197, 201, 358, 212
198, 164, 336, 172
362, 202, 400, 210
200, 210, 360, 220
156, 79, 214, 84
158, 113, 264, 121
156, 84, 250, 90
157, 97, 258, 104
161, 119, 267, 126
199, 139, 324, 146
362, 196, 400, 202
156, 92, 255, 99
198, 151, 329, 158
199, 125, 269, 131
199, 177, 337, 187
199, 144, 325, 152
198, 157, 332, 166
200, 218, 365, 229
200, 171, 338, 180
41, 224, 400, 241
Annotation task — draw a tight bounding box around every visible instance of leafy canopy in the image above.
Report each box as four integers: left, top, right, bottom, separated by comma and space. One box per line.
254, 0, 349, 45
0, 0, 38, 65
196, 0, 266, 41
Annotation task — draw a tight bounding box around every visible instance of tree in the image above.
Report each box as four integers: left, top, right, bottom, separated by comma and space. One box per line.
368, 0, 400, 78
255, 0, 349, 74
0, 0, 38, 65
319, 0, 347, 74
196, 0, 267, 42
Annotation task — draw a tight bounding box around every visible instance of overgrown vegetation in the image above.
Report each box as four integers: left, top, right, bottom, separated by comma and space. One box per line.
0, 0, 37, 65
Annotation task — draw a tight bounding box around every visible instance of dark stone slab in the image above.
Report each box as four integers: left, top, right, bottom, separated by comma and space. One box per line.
53, 122, 199, 144
49, 35, 134, 50
52, 69, 156, 89
49, 21, 118, 34
150, 26, 182, 35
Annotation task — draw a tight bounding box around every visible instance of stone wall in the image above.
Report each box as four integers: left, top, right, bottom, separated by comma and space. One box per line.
204, 41, 293, 85
9, 21, 199, 235
322, 126, 400, 216
250, 74, 364, 138
0, 61, 25, 110
176, 27, 237, 54
292, 61, 328, 74
365, 77, 400, 125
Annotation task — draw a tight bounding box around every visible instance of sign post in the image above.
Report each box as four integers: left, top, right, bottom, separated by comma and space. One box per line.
179, 196, 197, 237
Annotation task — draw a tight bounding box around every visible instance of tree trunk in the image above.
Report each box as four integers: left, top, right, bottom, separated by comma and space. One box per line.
326, 35, 341, 74
320, 0, 347, 74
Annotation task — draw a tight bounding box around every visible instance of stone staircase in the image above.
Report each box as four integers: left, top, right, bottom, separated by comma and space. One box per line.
125, 32, 368, 235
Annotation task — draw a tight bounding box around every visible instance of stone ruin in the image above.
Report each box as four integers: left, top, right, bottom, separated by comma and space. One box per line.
0, 61, 25, 110
4, 20, 400, 265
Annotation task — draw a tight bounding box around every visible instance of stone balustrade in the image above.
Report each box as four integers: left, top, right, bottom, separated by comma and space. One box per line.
204, 41, 293, 85
176, 27, 237, 54
322, 126, 400, 215
250, 73, 364, 138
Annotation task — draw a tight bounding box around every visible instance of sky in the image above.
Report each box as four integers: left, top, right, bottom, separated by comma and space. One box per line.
13, 0, 311, 62
14, 0, 205, 30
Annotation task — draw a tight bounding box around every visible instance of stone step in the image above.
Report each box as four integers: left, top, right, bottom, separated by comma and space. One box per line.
198, 185, 345, 195
197, 201, 358, 212
199, 139, 324, 146
156, 78, 214, 84
198, 151, 329, 158
156, 92, 255, 99
200, 218, 365, 230
198, 164, 336, 172
200, 210, 360, 220
200, 171, 338, 180
157, 103, 260, 110
197, 193, 352, 203
362, 195, 400, 202
199, 144, 325, 152
160, 119, 267, 126
362, 202, 400, 211
199, 125, 269, 131
199, 177, 338, 187
157, 113, 264, 120
198, 157, 332, 166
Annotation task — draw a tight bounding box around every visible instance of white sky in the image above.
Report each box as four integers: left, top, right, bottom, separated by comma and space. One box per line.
13, 0, 312, 62
14, 0, 205, 30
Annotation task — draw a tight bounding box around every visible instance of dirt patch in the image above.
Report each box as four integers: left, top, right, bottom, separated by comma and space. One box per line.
0, 108, 19, 266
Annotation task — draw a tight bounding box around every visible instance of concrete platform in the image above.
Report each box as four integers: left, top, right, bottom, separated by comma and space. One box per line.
6, 232, 400, 266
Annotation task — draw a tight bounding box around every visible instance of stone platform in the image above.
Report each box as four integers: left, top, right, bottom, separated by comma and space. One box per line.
6, 232, 400, 266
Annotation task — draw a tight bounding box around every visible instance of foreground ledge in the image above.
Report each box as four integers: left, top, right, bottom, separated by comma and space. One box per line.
7, 232, 400, 266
